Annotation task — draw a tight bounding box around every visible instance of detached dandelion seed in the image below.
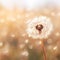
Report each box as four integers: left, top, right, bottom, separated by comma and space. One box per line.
26, 16, 53, 39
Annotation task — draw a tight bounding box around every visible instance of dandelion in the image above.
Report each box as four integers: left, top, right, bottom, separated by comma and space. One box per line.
26, 16, 53, 60
26, 16, 53, 39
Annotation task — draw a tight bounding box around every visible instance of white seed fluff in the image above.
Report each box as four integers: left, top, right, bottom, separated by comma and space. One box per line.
26, 16, 53, 39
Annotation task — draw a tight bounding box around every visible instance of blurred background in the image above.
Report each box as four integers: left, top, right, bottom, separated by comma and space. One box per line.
0, 0, 60, 60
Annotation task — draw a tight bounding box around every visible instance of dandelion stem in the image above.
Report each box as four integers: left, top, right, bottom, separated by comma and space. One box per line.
41, 40, 47, 60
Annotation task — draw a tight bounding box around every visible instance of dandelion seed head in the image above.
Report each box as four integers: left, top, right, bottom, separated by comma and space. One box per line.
26, 16, 53, 39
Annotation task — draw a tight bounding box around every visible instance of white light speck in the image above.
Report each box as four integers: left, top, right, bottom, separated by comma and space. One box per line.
57, 13, 60, 16
51, 12, 55, 16
17, 14, 21, 19
38, 41, 42, 45
0, 10, 5, 16
3, 49, 9, 54
0, 42, 3, 47
21, 50, 29, 56
7, 16, 16, 22
36, 41, 42, 45
19, 44, 25, 49
22, 34, 26, 37
53, 46, 57, 50
55, 32, 60, 36
0, 19, 5, 23
25, 39, 29, 44
11, 34, 15, 37
2, 44, 9, 54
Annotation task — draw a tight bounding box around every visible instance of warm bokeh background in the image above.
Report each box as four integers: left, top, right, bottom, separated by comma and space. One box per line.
0, 0, 60, 60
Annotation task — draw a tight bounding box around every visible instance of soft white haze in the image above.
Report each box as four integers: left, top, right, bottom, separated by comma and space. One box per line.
0, 0, 60, 10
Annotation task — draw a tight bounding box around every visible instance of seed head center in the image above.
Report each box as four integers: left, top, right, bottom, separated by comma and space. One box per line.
36, 24, 43, 33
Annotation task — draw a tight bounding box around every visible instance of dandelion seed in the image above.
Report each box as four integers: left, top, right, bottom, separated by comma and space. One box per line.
26, 16, 53, 39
